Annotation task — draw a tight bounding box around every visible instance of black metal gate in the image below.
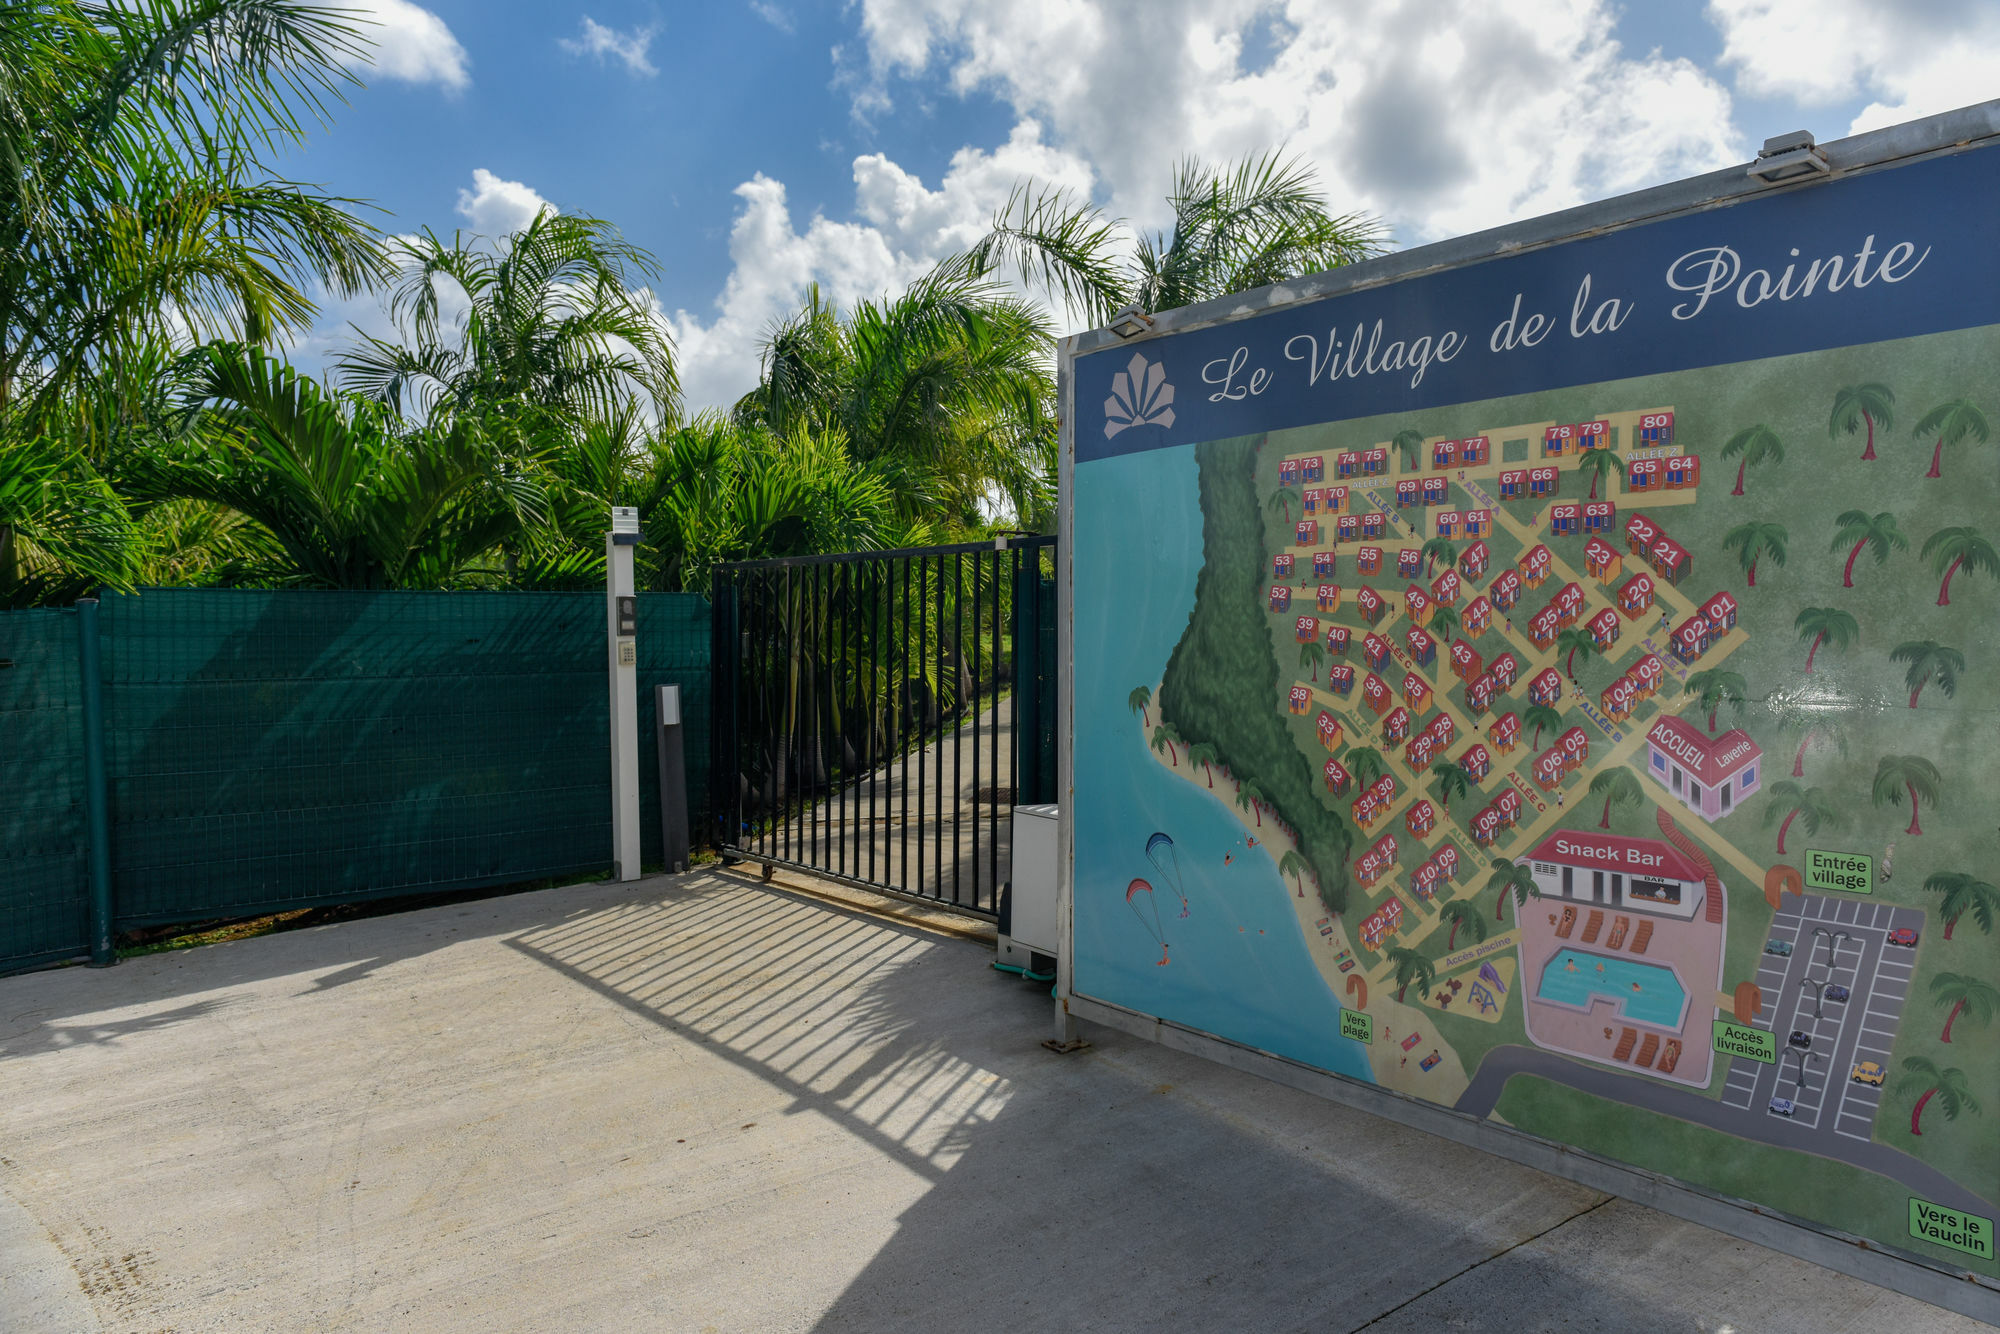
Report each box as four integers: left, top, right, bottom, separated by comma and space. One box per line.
709, 538, 1055, 918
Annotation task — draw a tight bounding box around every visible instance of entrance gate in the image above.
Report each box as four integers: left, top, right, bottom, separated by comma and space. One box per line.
709, 538, 1055, 918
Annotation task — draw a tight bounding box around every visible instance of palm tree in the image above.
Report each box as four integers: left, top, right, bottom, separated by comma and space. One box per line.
1770, 689, 1848, 777
1681, 669, 1748, 733
1931, 973, 1999, 1044
1279, 848, 1311, 897
1299, 641, 1326, 682
1152, 725, 1180, 767
1429, 761, 1469, 812
1426, 603, 1462, 642
1890, 641, 1964, 708
1576, 448, 1623, 501
1829, 510, 1907, 589
1762, 781, 1845, 855
1387, 945, 1436, 1002
1588, 768, 1643, 829
1912, 398, 1990, 479
0, 435, 139, 607
1267, 488, 1298, 526
1346, 747, 1387, 789
1128, 685, 1152, 726
1523, 702, 1563, 749
971, 152, 1385, 327
1241, 780, 1268, 827
1894, 1057, 1979, 1136
1920, 526, 1999, 606
1554, 627, 1597, 679
1439, 900, 1487, 952
1486, 857, 1540, 923
1921, 872, 2000, 940
1793, 607, 1859, 673
1421, 537, 1456, 577
1872, 755, 1942, 836
1720, 425, 1785, 496
1723, 520, 1788, 587
1391, 428, 1427, 472
1188, 742, 1219, 789
1830, 383, 1894, 461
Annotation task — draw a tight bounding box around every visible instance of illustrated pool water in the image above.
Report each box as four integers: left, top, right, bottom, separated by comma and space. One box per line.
1536, 949, 1688, 1029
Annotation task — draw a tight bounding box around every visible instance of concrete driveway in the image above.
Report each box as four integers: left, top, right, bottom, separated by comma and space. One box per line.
0, 869, 1983, 1332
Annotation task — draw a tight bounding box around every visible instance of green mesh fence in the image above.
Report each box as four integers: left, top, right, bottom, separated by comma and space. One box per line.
0, 588, 709, 958
0, 609, 91, 971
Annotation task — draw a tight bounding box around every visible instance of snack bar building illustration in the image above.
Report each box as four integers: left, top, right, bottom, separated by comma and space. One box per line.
1518, 830, 1708, 920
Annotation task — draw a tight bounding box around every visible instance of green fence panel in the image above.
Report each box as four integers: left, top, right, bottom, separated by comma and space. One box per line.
0, 609, 91, 971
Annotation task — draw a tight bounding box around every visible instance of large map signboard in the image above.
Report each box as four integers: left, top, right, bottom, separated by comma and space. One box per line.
1063, 117, 2000, 1296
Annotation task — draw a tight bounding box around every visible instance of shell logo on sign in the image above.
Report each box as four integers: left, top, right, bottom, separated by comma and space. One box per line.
1103, 352, 1176, 438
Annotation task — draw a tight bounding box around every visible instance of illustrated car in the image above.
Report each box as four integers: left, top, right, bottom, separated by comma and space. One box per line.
1763, 938, 1793, 956
1823, 983, 1850, 1002
1887, 927, 1920, 947
1852, 1061, 1887, 1086
1788, 1030, 1812, 1050
1769, 1097, 1796, 1117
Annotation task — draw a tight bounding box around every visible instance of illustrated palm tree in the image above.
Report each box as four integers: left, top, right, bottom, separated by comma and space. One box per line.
1554, 627, 1597, 679
1240, 781, 1268, 827
1762, 781, 1845, 855
1931, 973, 1999, 1043
1723, 520, 1788, 587
1770, 688, 1849, 777
1387, 946, 1436, 1002
1439, 899, 1488, 952
1426, 603, 1461, 642
1830, 383, 1895, 461
1429, 761, 1469, 812
1894, 1057, 1979, 1136
1267, 488, 1298, 526
1890, 640, 1964, 708
1392, 428, 1427, 472
1421, 537, 1456, 577
1872, 754, 1942, 836
1576, 448, 1623, 501
1486, 857, 1540, 922
1912, 398, 1990, 479
1681, 669, 1748, 733
1299, 640, 1326, 681
1829, 509, 1907, 588
1151, 725, 1180, 767
1920, 526, 1998, 606
1587, 767, 1643, 829
1128, 685, 1152, 726
1921, 872, 2000, 940
1720, 425, 1785, 496
1187, 742, 1218, 788
1279, 848, 1311, 897
1794, 607, 1859, 673
1523, 702, 1563, 749
971, 152, 1385, 327
1347, 747, 1387, 789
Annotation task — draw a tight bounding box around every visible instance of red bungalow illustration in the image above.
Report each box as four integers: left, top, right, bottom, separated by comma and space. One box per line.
1313, 549, 1337, 577
1361, 511, 1388, 538
1494, 788, 1524, 824
1462, 507, 1492, 537
1359, 447, 1389, 476
1396, 478, 1421, 509
1629, 653, 1666, 697
1670, 614, 1711, 665
1316, 710, 1345, 751
1407, 732, 1437, 769
1327, 664, 1356, 695
1576, 419, 1609, 449
1397, 547, 1423, 579
1459, 540, 1490, 579
1317, 583, 1343, 613
1557, 725, 1590, 771
1463, 594, 1494, 634
1337, 513, 1361, 542
1364, 632, 1393, 670
1296, 614, 1319, 643
1296, 518, 1320, 545
1650, 536, 1692, 585
1526, 605, 1560, 650
1489, 711, 1522, 753
1362, 671, 1393, 714
1434, 508, 1461, 538
1334, 450, 1357, 479
1528, 465, 1560, 497
1488, 651, 1519, 687
1274, 552, 1294, 577
1280, 458, 1302, 486
1584, 537, 1622, 582
1587, 606, 1622, 650
1406, 625, 1438, 667
1303, 487, 1327, 515
1624, 512, 1661, 557
1636, 411, 1675, 447
1700, 590, 1739, 632
1465, 675, 1496, 715
1544, 423, 1578, 457
1383, 705, 1413, 742
1518, 544, 1553, 588
1356, 585, 1387, 624
1289, 685, 1313, 715
1646, 714, 1763, 820
1432, 843, 1461, 880
1459, 436, 1491, 465
1449, 639, 1483, 682
1627, 455, 1662, 492
1552, 581, 1586, 626
1432, 438, 1459, 469
1430, 567, 1462, 606
1324, 756, 1352, 795
1302, 455, 1326, 482
1489, 567, 1524, 610
1471, 807, 1502, 846
1422, 477, 1449, 506
1406, 799, 1437, 837
1602, 676, 1637, 721
1324, 623, 1351, 655
1358, 895, 1402, 945
1529, 666, 1565, 706
1582, 501, 1615, 534
1411, 857, 1443, 902
1497, 468, 1528, 499
1425, 712, 1456, 747
1548, 501, 1581, 537
1357, 545, 1384, 576
1404, 584, 1435, 628
1403, 672, 1433, 711
1665, 453, 1701, 488
1532, 746, 1569, 791
1269, 585, 1292, 611
1618, 570, 1655, 618
1460, 743, 1492, 780
1517, 829, 1709, 920
1324, 485, 1350, 515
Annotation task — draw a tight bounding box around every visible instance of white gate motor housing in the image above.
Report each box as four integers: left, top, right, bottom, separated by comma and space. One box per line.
999, 803, 1058, 976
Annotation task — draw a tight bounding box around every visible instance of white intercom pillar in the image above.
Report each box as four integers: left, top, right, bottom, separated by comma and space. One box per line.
607, 507, 642, 881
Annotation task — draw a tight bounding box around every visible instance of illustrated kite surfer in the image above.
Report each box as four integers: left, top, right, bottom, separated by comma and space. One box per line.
1146, 832, 1191, 918
1127, 878, 1169, 965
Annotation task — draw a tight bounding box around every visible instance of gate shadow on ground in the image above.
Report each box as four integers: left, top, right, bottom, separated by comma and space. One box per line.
497, 875, 1958, 1332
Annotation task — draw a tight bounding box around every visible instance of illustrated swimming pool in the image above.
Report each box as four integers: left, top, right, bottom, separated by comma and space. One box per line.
1536, 949, 1688, 1029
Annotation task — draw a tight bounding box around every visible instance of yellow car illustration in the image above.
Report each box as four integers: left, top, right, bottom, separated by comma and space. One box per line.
1851, 1060, 1887, 1087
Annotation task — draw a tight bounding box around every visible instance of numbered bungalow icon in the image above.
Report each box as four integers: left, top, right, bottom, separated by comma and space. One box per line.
1529, 465, 1561, 498
1357, 545, 1384, 577
1582, 501, 1615, 534
1463, 593, 1494, 634
1403, 672, 1433, 711
1557, 725, 1591, 772
1532, 745, 1570, 792
1553, 581, 1586, 627
1494, 788, 1523, 826
1489, 567, 1524, 611
1313, 549, 1337, 577
1548, 502, 1581, 537
1396, 478, 1422, 509
1664, 454, 1701, 488
1498, 468, 1528, 500
1289, 684, 1313, 715
1449, 638, 1483, 682
1529, 667, 1565, 706
1336, 513, 1360, 542
1302, 486, 1327, 515
1383, 706, 1413, 743
1636, 411, 1675, 447
1324, 485, 1350, 515
1407, 731, 1437, 768
1397, 547, 1423, 579
1360, 511, 1387, 538
1295, 614, 1320, 643
1489, 651, 1519, 688
1602, 675, 1638, 722
1364, 632, 1393, 671
1356, 585, 1387, 624
1360, 447, 1389, 476
1627, 455, 1663, 492
1670, 614, 1713, 665
1460, 742, 1492, 780
1460, 435, 1491, 466
1296, 518, 1320, 545
1526, 606, 1561, 650
1629, 653, 1666, 698
1323, 756, 1352, 795
1422, 477, 1449, 506
1432, 843, 1461, 880
1406, 626, 1438, 668
1432, 438, 1460, 469
1471, 806, 1503, 846
1425, 712, 1456, 748
1466, 674, 1497, 715
1519, 544, 1553, 588
1406, 799, 1438, 837
1280, 458, 1303, 487
1359, 895, 1403, 944
1587, 607, 1622, 651
1435, 508, 1462, 539
1544, 423, 1578, 457
1411, 857, 1444, 903
1649, 535, 1692, 584
1269, 584, 1292, 612
1460, 540, 1490, 578
1700, 590, 1739, 632
1327, 664, 1356, 696
1316, 710, 1345, 751
1324, 623, 1351, 655
1404, 584, 1435, 627
1317, 583, 1343, 613
1618, 571, 1655, 619
1624, 511, 1661, 557
1489, 711, 1522, 754
1274, 552, 1295, 577
1362, 671, 1393, 715
1584, 537, 1622, 582
1302, 454, 1326, 482
1578, 419, 1609, 448
1430, 568, 1462, 607
1335, 450, 1359, 479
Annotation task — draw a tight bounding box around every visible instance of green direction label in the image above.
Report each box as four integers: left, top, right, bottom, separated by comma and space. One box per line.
1910, 1199, 1994, 1259
1340, 1009, 1374, 1044
1711, 1019, 1776, 1064
1805, 849, 1873, 895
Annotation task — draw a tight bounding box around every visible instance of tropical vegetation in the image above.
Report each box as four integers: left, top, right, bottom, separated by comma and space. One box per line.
1828, 510, 1906, 588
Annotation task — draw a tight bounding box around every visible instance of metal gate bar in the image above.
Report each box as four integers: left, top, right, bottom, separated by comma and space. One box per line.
710, 537, 1055, 918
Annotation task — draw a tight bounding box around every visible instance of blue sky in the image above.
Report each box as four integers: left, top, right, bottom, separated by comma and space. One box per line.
284, 1, 2000, 409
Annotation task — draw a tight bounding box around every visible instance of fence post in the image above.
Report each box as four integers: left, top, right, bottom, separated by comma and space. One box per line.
709, 568, 740, 856
76, 598, 116, 967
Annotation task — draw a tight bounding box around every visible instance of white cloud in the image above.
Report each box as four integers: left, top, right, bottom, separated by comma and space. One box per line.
560, 16, 660, 77
848, 0, 1744, 246
751, 2, 796, 34
455, 169, 557, 235
1708, 0, 2000, 136
339, 1, 471, 90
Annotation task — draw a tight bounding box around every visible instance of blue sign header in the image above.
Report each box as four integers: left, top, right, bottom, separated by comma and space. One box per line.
1076, 148, 2000, 463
